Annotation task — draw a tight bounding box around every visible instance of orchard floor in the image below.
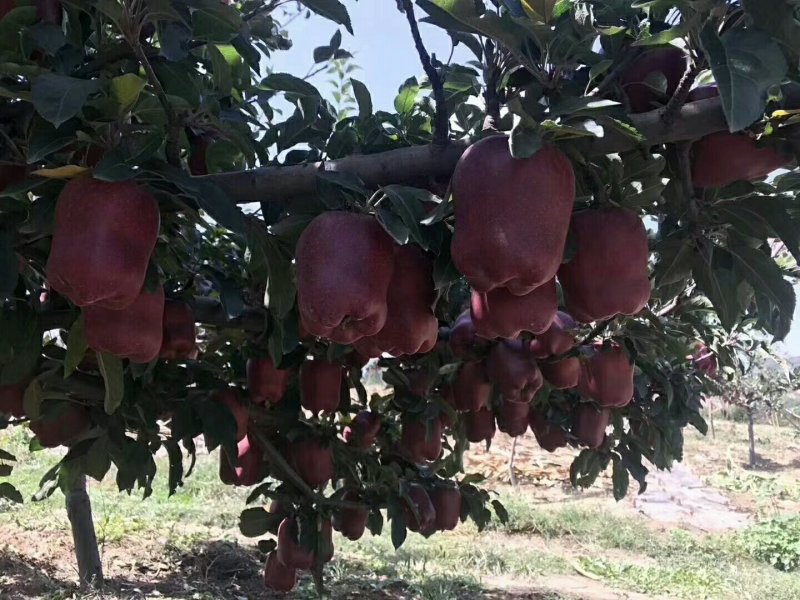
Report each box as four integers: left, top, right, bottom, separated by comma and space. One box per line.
1, 420, 799, 600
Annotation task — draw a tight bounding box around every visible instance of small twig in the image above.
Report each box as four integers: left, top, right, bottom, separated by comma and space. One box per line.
401, 0, 448, 146
250, 429, 321, 501
661, 61, 703, 127
130, 43, 181, 167
483, 39, 501, 132
508, 437, 519, 489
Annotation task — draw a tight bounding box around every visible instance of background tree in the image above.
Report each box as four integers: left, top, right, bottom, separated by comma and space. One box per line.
2, 0, 800, 594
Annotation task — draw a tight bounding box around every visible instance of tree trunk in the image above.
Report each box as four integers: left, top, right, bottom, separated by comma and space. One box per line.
508, 437, 519, 489
747, 409, 757, 469
709, 405, 715, 441
65, 474, 103, 589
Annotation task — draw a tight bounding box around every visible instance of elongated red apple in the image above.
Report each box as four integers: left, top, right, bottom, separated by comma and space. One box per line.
0, 383, 25, 418
529, 411, 567, 452
451, 136, 575, 295
471, 278, 557, 339
558, 208, 650, 323
444, 361, 491, 412
159, 300, 196, 360
574, 404, 610, 449
529, 311, 577, 358
496, 400, 530, 437
332, 490, 369, 541
403, 484, 436, 535
277, 516, 313, 570
343, 410, 381, 448
353, 244, 438, 358
484, 340, 543, 403
449, 310, 489, 360
214, 388, 248, 441
30, 403, 90, 448
300, 358, 342, 415
429, 484, 461, 531
219, 434, 265, 486
620, 45, 687, 113
247, 357, 291, 404
577, 343, 634, 408
84, 284, 165, 363
688, 86, 792, 188
540, 358, 581, 390
296, 212, 395, 344
401, 416, 442, 463
47, 178, 160, 310
263, 551, 296, 592
464, 406, 496, 443
286, 438, 333, 488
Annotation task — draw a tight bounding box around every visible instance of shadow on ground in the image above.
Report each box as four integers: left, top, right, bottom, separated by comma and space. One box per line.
1, 539, 567, 600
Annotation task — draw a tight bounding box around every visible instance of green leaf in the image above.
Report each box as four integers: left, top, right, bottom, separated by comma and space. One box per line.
0, 482, 23, 504
351, 78, 372, 120
111, 74, 146, 111
247, 224, 296, 319
700, 25, 788, 132
298, 0, 353, 34
191, 2, 242, 43
162, 166, 247, 233
510, 123, 543, 159
0, 304, 41, 386
633, 22, 691, 46
375, 206, 411, 245
260, 73, 321, 97
654, 238, 693, 287
394, 78, 419, 115
491, 499, 509, 524
729, 244, 795, 340
612, 457, 630, 501
165, 440, 184, 496
27, 117, 78, 162
239, 506, 280, 537
390, 507, 407, 550
0, 449, 16, 462
63, 314, 87, 378
208, 44, 233, 95
97, 352, 124, 415
691, 248, 741, 332
526, 0, 557, 23
31, 74, 103, 128
742, 0, 800, 57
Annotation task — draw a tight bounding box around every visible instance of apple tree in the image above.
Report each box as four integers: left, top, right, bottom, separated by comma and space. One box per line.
2, 0, 800, 593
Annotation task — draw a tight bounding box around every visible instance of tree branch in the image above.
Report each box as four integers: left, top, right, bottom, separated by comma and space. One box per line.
401, 0, 448, 146
206, 97, 733, 204
661, 61, 702, 127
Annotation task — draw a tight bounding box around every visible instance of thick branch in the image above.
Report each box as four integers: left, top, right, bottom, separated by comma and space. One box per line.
402, 0, 448, 146
207, 97, 731, 204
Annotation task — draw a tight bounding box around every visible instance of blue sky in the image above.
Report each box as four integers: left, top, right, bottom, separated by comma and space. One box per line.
269, 2, 470, 111
266, 2, 800, 357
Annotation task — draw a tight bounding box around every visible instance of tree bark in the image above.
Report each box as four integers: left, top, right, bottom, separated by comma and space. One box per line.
65, 474, 103, 590
206, 97, 732, 205
747, 408, 757, 469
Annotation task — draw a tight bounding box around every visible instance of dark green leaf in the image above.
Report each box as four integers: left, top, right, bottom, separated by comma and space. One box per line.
208, 44, 233, 95
700, 25, 788, 132
97, 352, 124, 415
239, 506, 281, 537
375, 206, 411, 245
0, 224, 17, 298
63, 314, 87, 378
654, 238, 693, 287
191, 3, 241, 43
491, 499, 509, 524
298, 0, 353, 34
692, 248, 741, 331
742, 0, 800, 56
165, 440, 184, 496
510, 123, 543, 159
0, 482, 23, 504
261, 73, 321, 97
351, 78, 372, 120
0, 304, 41, 386
612, 457, 630, 501
729, 244, 796, 340
31, 74, 102, 128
